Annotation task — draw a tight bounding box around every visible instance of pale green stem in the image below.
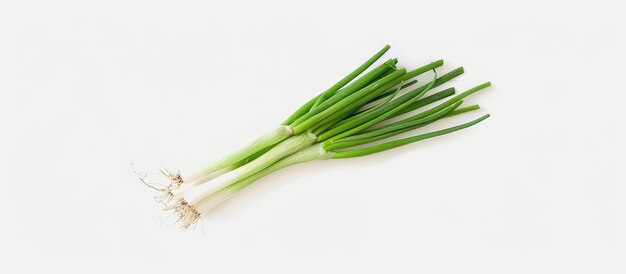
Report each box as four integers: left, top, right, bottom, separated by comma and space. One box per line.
185, 125, 294, 184
183, 132, 318, 205
193, 144, 332, 214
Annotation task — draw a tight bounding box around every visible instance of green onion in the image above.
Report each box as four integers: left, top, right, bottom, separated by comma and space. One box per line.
140, 45, 492, 229
184, 47, 395, 185
189, 112, 490, 220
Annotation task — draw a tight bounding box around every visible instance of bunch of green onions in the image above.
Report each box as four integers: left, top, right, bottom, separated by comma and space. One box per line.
142, 45, 491, 229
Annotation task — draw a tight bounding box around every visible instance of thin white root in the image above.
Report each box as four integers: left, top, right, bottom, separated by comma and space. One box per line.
133, 164, 187, 205
133, 164, 185, 190
164, 199, 201, 230
158, 168, 184, 191
134, 165, 202, 230
154, 190, 175, 205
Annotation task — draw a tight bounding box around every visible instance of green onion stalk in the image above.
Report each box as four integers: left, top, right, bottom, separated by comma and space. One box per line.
162, 46, 435, 192
178, 46, 397, 187
143, 45, 492, 229
188, 113, 489, 221
174, 78, 490, 228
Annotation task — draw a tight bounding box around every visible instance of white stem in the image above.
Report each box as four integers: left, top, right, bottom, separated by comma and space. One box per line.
183, 132, 317, 206
185, 125, 294, 183
195, 144, 332, 214
183, 166, 232, 186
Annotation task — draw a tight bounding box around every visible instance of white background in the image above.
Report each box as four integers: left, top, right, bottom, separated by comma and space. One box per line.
1, 0, 625, 273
